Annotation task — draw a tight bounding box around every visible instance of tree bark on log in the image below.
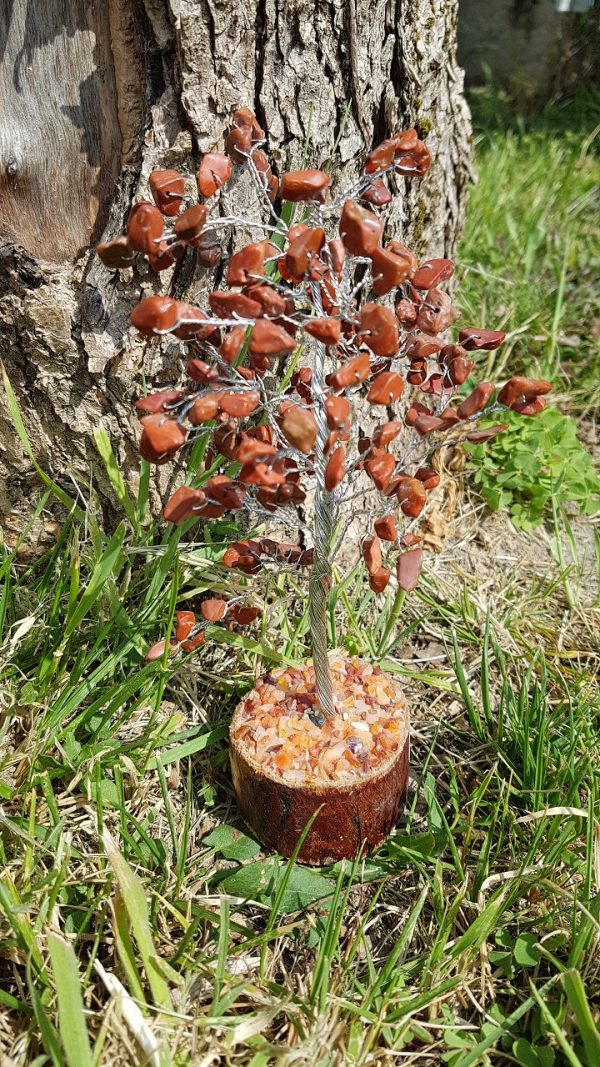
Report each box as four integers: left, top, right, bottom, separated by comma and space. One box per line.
0, 0, 472, 545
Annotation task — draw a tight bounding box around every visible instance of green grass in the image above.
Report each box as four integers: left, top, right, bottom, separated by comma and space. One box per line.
1, 91, 599, 1064
459, 86, 600, 414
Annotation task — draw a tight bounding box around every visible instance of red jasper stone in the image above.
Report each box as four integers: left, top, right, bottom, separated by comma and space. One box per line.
188, 393, 222, 425
181, 632, 205, 652
250, 319, 297, 355
229, 605, 261, 625
197, 152, 232, 198
201, 598, 227, 622
227, 241, 270, 286
370, 245, 413, 296
193, 501, 227, 519
222, 544, 261, 574
497, 376, 552, 407
358, 304, 399, 357
285, 227, 325, 279
175, 610, 197, 642
327, 352, 371, 391
209, 290, 262, 319
226, 108, 263, 164
219, 389, 261, 418
361, 179, 392, 207
186, 359, 219, 385
327, 238, 346, 275
392, 128, 419, 152
279, 403, 318, 454
279, 169, 331, 202
131, 296, 180, 336
127, 201, 164, 253
251, 149, 278, 201
220, 326, 246, 365
212, 423, 239, 460
244, 284, 288, 317
235, 436, 277, 463
325, 445, 346, 490
456, 382, 495, 419
305, 317, 341, 345
405, 402, 430, 426
135, 389, 185, 416
145, 639, 177, 662
395, 139, 430, 177
248, 424, 274, 445
97, 236, 135, 269
149, 169, 185, 216
367, 371, 404, 405
147, 241, 182, 272
417, 289, 458, 335
466, 424, 509, 441
441, 406, 461, 426
173, 304, 218, 341
193, 230, 223, 267
413, 415, 447, 435
139, 431, 179, 465
388, 240, 419, 276
373, 421, 402, 447
511, 397, 547, 416
395, 298, 418, 326
369, 566, 391, 593
405, 333, 443, 358
325, 429, 342, 454
396, 477, 426, 518
141, 414, 187, 454
458, 328, 506, 351
163, 486, 206, 524
415, 467, 440, 490
273, 481, 306, 506
325, 394, 351, 431
445, 353, 474, 386
234, 107, 264, 140
240, 459, 287, 487
365, 139, 397, 173
412, 259, 455, 290
339, 201, 383, 256
292, 367, 313, 402
362, 534, 382, 575
226, 124, 252, 164
173, 204, 209, 244
396, 548, 423, 592
206, 475, 247, 509
365, 453, 397, 493
375, 514, 398, 541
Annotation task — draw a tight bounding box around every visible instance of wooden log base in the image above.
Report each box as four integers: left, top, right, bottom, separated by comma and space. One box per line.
229, 654, 409, 864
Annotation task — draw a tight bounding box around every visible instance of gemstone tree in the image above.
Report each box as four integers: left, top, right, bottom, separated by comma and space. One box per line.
98, 108, 551, 860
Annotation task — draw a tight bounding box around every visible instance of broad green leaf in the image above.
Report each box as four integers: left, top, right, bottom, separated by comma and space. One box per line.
513, 932, 541, 967
204, 825, 261, 861
215, 860, 333, 915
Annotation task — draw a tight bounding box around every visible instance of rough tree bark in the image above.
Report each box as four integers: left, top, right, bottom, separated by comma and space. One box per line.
0, 0, 472, 546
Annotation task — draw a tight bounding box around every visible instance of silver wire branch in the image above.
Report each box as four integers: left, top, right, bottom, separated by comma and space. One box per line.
308, 281, 337, 718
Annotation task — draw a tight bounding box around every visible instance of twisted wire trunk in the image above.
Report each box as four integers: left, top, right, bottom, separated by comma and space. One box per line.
309, 331, 337, 718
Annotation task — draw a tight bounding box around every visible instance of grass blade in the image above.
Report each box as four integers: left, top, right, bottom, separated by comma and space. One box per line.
47, 931, 93, 1067
104, 832, 172, 1010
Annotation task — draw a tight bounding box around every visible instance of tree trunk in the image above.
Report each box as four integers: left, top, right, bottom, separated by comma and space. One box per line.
0, 0, 472, 546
